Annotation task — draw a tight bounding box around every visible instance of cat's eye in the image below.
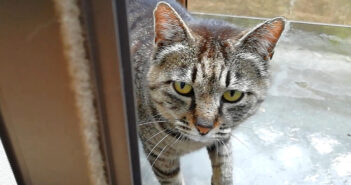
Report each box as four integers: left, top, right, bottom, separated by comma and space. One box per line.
173, 82, 193, 95
222, 90, 244, 103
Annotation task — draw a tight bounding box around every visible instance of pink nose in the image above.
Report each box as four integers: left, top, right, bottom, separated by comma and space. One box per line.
195, 125, 211, 135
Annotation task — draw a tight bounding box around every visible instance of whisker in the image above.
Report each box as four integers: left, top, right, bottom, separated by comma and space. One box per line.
174, 128, 192, 136
137, 113, 164, 124
231, 133, 249, 149
146, 133, 169, 160
141, 127, 170, 181
144, 129, 166, 143
138, 120, 167, 126
151, 134, 181, 167
153, 113, 166, 119
216, 132, 228, 136
220, 140, 230, 155
174, 122, 190, 127
175, 125, 191, 131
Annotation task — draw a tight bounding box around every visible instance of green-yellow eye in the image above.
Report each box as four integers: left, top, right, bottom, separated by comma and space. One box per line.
173, 82, 193, 95
223, 90, 243, 103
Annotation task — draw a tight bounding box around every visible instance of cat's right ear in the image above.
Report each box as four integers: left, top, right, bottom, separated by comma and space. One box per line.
153, 2, 193, 47
236, 17, 286, 60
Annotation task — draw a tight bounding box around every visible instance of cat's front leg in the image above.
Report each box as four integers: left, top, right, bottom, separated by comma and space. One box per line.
147, 153, 184, 185
207, 139, 233, 185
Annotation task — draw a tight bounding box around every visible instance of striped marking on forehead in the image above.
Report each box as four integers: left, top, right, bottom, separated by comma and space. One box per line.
197, 36, 227, 62
193, 57, 227, 90
191, 23, 243, 62
194, 39, 226, 84
193, 30, 234, 88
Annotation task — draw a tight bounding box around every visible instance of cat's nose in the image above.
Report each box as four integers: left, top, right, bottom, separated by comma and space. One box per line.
195, 118, 213, 135
196, 125, 211, 135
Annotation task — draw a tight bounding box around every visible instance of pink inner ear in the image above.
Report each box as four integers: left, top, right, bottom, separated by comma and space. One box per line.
154, 4, 171, 43
261, 19, 285, 57
154, 3, 185, 44
265, 20, 285, 47
239, 18, 285, 60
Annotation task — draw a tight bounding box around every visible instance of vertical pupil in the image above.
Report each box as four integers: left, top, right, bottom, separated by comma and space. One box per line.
180, 82, 185, 89
230, 90, 235, 97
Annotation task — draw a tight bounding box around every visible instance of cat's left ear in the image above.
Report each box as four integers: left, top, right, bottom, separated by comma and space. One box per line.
153, 2, 193, 47
236, 17, 286, 60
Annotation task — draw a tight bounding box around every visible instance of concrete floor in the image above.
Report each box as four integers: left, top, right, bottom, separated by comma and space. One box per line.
140, 19, 351, 185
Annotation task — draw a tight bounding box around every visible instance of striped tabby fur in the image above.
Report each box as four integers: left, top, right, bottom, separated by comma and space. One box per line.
128, 0, 285, 184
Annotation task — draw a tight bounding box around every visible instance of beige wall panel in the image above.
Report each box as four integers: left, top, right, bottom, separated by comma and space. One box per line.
0, 1, 92, 184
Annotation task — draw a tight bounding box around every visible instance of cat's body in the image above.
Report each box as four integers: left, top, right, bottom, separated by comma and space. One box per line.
128, 1, 285, 184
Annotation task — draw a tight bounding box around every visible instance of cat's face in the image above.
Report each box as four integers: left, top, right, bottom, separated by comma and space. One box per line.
147, 2, 285, 143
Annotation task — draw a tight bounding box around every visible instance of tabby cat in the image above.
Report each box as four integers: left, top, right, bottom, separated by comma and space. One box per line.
128, 0, 285, 184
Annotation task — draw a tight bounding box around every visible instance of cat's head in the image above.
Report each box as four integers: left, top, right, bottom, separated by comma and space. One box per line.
147, 2, 285, 143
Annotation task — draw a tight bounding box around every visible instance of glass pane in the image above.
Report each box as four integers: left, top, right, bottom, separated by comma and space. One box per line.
189, 0, 351, 25
128, 1, 351, 185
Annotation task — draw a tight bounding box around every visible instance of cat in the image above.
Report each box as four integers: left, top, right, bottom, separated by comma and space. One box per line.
128, 0, 285, 184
